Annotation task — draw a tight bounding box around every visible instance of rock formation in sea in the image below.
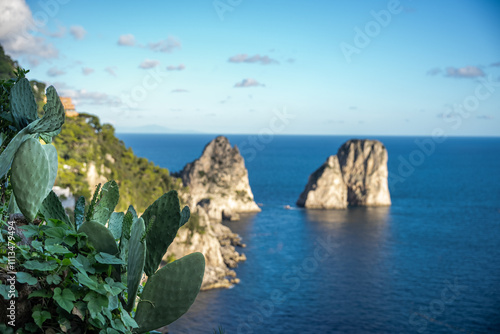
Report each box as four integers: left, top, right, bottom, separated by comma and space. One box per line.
296, 155, 348, 209
337, 139, 391, 206
176, 135, 261, 221
297, 139, 391, 208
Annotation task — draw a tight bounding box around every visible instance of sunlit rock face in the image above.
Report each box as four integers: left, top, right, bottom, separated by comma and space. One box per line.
296, 155, 348, 209
164, 207, 246, 291
337, 139, 391, 207
178, 136, 261, 221
297, 139, 391, 208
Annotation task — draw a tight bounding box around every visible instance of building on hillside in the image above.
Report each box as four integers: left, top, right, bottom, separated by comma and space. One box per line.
59, 97, 79, 117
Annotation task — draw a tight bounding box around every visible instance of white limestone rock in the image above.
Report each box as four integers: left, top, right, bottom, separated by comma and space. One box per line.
177, 136, 261, 221
337, 139, 391, 206
296, 155, 348, 209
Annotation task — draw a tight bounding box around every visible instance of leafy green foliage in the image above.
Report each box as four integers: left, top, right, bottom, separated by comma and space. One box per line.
0, 45, 17, 81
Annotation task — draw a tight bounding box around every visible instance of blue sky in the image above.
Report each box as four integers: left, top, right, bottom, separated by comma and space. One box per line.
1, 0, 499, 135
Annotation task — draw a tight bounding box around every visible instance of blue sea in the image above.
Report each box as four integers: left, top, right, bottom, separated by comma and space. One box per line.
117, 134, 500, 334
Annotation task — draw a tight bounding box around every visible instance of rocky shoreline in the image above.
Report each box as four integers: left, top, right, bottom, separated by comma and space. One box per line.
164, 207, 248, 291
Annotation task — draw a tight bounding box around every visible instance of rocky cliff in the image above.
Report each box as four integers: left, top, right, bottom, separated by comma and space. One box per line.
297, 139, 391, 208
338, 139, 391, 206
296, 155, 348, 209
176, 136, 261, 221
163, 207, 246, 290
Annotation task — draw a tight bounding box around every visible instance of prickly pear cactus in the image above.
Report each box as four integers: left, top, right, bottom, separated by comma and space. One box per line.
28, 86, 65, 134
142, 190, 189, 277
134, 252, 205, 333
78, 220, 119, 255
9, 77, 38, 129
11, 137, 50, 221
1, 74, 206, 332
40, 190, 71, 225
42, 143, 58, 197
92, 180, 120, 225
126, 217, 146, 312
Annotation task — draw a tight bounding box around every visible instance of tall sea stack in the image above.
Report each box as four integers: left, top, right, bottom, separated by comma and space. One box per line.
177, 136, 261, 221
297, 139, 391, 208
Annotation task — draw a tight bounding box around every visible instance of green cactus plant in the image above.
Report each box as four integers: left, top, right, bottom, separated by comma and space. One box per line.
78, 220, 119, 255
0, 73, 205, 333
92, 179, 120, 225
134, 252, 205, 333
126, 217, 146, 312
9, 77, 38, 129
141, 190, 190, 277
39, 190, 71, 226
42, 143, 58, 197
11, 137, 50, 221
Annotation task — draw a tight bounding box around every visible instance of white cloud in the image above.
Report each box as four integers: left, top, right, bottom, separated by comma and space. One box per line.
70, 25, 86, 40
82, 67, 94, 75
47, 67, 65, 77
139, 59, 160, 69
166, 64, 185, 71
171, 89, 188, 93
61, 88, 121, 107
234, 78, 264, 88
228, 54, 278, 65
118, 34, 135, 46
148, 36, 181, 53
44, 25, 66, 38
0, 0, 58, 64
445, 66, 484, 78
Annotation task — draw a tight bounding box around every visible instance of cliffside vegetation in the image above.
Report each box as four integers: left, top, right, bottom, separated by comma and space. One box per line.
53, 114, 183, 212
0, 45, 17, 81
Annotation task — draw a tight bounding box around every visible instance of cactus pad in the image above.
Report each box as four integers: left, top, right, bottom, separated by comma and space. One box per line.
11, 138, 50, 221
126, 217, 146, 312
179, 206, 190, 228
40, 190, 71, 226
10, 78, 38, 130
0, 127, 34, 179
108, 212, 125, 240
141, 190, 181, 277
78, 220, 119, 255
42, 144, 58, 198
134, 252, 205, 333
28, 86, 65, 134
92, 180, 120, 225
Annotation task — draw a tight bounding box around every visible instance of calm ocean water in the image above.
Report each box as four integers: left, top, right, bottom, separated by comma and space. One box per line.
117, 134, 500, 334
